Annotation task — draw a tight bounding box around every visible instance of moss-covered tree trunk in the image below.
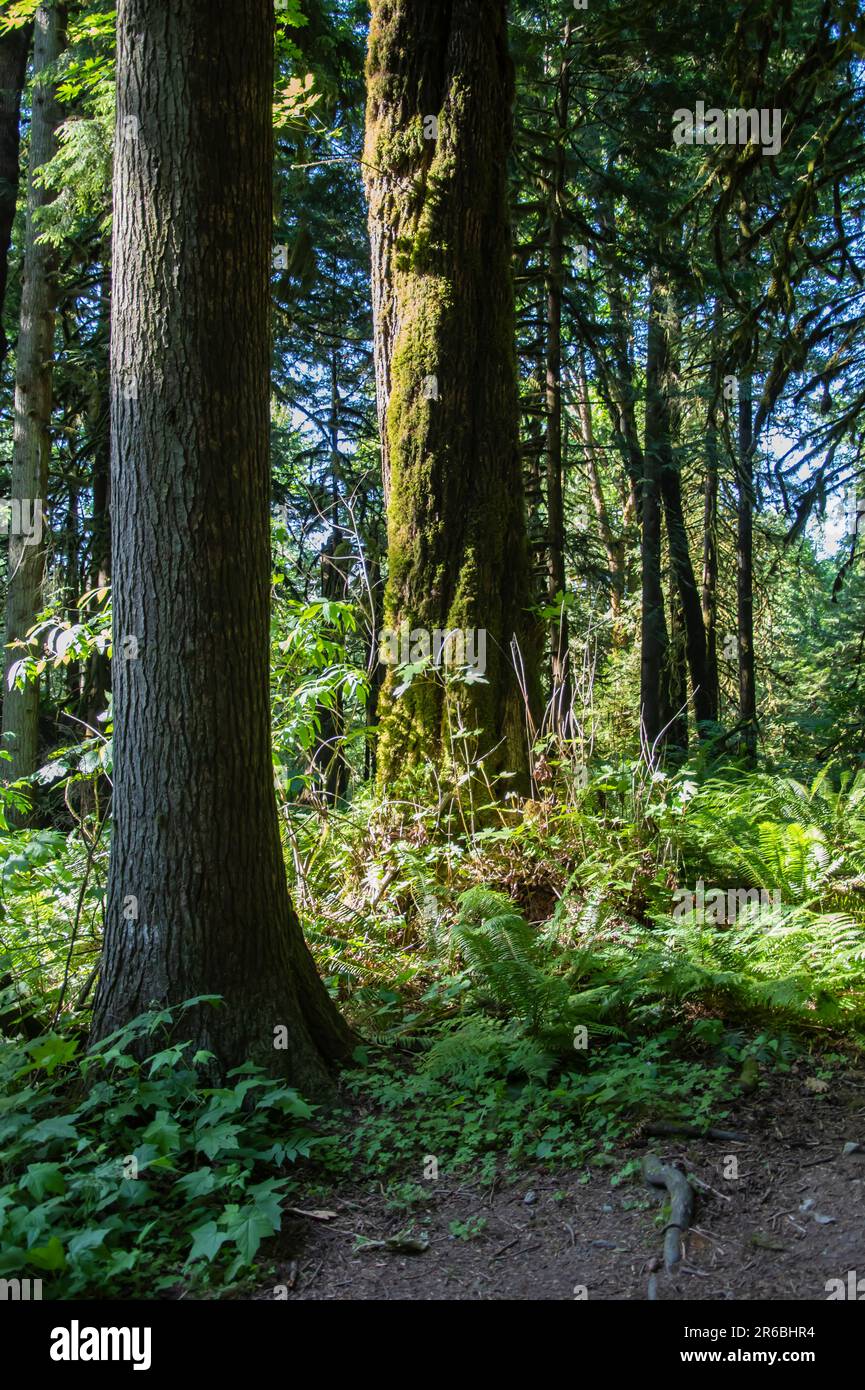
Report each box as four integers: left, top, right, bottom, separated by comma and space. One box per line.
90, 0, 352, 1093
364, 0, 537, 787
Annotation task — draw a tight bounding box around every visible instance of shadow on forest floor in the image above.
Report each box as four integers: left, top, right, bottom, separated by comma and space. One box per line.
250, 1068, 865, 1301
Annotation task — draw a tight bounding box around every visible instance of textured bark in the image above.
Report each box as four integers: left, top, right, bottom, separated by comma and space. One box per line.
364, 0, 538, 786
701, 305, 722, 726
311, 352, 349, 804
524, 292, 548, 594
363, 550, 384, 782
313, 532, 351, 804
660, 461, 713, 730
595, 184, 644, 516
737, 370, 758, 763
2, 7, 64, 819
654, 292, 712, 736
667, 588, 689, 753
0, 22, 30, 365
640, 275, 672, 751
576, 348, 625, 622
90, 0, 352, 1092
364, 0, 448, 511
545, 22, 572, 731
701, 436, 720, 721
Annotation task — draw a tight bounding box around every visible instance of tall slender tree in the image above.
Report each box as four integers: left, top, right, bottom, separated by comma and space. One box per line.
90, 0, 352, 1091
737, 367, 758, 762
0, 20, 31, 365
545, 20, 573, 734
3, 4, 65, 818
641, 271, 673, 750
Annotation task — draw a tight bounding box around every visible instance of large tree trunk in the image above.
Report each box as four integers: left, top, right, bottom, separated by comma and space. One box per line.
737, 369, 758, 763
90, 0, 352, 1093
0, 22, 30, 366
364, 0, 537, 786
2, 6, 64, 820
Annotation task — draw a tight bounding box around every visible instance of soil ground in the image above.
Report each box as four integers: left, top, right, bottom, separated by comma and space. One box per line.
254, 1066, 865, 1301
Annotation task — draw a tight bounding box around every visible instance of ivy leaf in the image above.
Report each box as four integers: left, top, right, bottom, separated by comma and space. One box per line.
195, 1121, 240, 1159
68, 1229, 111, 1259
186, 1221, 230, 1265
21, 1162, 66, 1201
29, 1114, 79, 1144
245, 1178, 287, 1228
175, 1168, 218, 1200
107, 1249, 138, 1277
25, 1035, 79, 1075
27, 1236, 66, 1271
224, 1207, 277, 1266
142, 1110, 182, 1154
146, 1045, 187, 1076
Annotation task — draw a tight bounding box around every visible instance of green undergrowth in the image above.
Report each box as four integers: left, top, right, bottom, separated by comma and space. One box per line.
1, 759, 863, 1297
0, 1000, 336, 1299
342, 1024, 741, 1183
285, 760, 865, 1044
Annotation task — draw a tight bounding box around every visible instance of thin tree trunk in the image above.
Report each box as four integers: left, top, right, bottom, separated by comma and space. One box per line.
576, 347, 625, 621
737, 369, 758, 762
595, 183, 644, 519
545, 21, 572, 732
364, 0, 538, 786
667, 586, 689, 752
0, 22, 30, 365
660, 462, 713, 730
90, 0, 352, 1091
701, 303, 722, 726
2, 6, 65, 820
654, 288, 712, 735
523, 286, 548, 597
364, 550, 384, 782
641, 273, 671, 751
77, 254, 112, 826
312, 350, 348, 804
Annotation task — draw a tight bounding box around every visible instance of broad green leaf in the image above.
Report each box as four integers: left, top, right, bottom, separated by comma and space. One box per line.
186, 1221, 230, 1265
21, 1163, 66, 1201
68, 1229, 111, 1259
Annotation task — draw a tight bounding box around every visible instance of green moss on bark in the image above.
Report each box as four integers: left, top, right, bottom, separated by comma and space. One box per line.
365, 0, 539, 791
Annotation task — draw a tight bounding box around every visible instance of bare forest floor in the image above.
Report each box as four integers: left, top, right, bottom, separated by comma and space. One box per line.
252, 1068, 865, 1301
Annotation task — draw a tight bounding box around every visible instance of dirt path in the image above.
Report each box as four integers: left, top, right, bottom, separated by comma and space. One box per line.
255, 1068, 865, 1300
